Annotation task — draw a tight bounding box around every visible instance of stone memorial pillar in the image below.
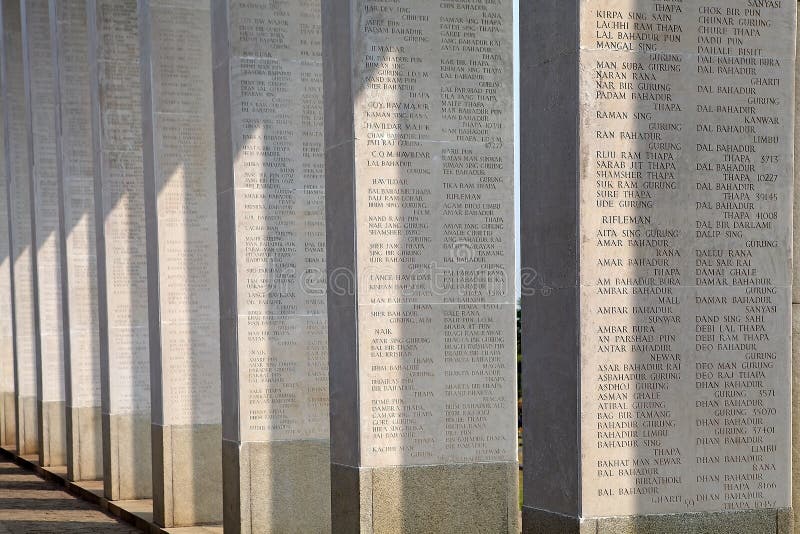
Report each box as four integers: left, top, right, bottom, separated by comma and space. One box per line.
50, 0, 103, 482
793, 5, 800, 529
0, 84, 15, 450
1, 0, 38, 457
86, 0, 151, 500
321, 0, 518, 531
521, 1, 795, 532
21, 0, 67, 469
139, 0, 222, 526
210, 0, 331, 531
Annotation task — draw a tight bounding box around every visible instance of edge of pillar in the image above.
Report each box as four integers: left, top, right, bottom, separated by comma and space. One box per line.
101, 412, 153, 501
223, 438, 332, 534
2, 392, 15, 446
15, 394, 38, 455
37, 399, 67, 467
65, 404, 103, 482
152, 423, 223, 528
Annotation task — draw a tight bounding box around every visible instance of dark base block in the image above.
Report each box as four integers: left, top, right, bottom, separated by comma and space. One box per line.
332, 461, 519, 533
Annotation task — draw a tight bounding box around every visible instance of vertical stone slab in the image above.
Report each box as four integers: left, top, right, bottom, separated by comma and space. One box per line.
211, 1, 331, 531
0, 64, 15, 450
20, 0, 67, 468
794, 4, 800, 530
86, 0, 151, 500
0, 0, 38, 457
139, 0, 222, 527
51, 0, 103, 482
521, 1, 795, 532
322, 0, 518, 531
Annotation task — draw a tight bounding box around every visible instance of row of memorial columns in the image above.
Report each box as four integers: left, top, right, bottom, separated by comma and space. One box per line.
0, 0, 795, 533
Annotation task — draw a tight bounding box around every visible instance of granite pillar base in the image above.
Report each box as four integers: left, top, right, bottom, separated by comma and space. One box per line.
102, 413, 151, 500
794, 306, 800, 533
152, 423, 222, 528
66, 405, 102, 481
223, 439, 331, 534
38, 400, 66, 466
331, 461, 518, 534
522, 507, 793, 534
15, 395, 37, 455
2, 392, 15, 446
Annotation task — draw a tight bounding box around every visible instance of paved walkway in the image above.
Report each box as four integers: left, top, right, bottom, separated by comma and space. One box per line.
0, 459, 139, 534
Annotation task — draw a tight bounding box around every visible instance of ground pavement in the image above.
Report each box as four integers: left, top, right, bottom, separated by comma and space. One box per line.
0, 459, 139, 533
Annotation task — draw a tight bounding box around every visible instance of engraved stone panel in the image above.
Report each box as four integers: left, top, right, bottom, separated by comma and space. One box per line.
89, 0, 150, 417
579, 1, 793, 517
53, 0, 101, 412
144, 0, 220, 427
22, 0, 65, 406
522, 0, 796, 526
338, 0, 516, 468
222, 0, 329, 444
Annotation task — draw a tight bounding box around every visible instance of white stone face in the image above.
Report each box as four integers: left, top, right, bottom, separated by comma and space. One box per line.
226, 0, 329, 442
91, 0, 149, 416
54, 0, 101, 410
3, 1, 37, 400
578, 0, 795, 516
350, 0, 517, 468
0, 96, 13, 397
146, 0, 221, 426
23, 0, 65, 404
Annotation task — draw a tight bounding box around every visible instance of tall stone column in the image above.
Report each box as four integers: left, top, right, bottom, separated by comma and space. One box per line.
86, 0, 151, 500
793, 2, 800, 529
0, 0, 38, 457
0, 80, 15, 450
21, 0, 67, 469
50, 0, 102, 482
322, 0, 518, 531
521, 1, 795, 533
211, 1, 331, 531
139, 0, 222, 526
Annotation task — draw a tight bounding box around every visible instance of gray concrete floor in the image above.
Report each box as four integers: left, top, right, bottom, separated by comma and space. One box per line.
0, 459, 139, 533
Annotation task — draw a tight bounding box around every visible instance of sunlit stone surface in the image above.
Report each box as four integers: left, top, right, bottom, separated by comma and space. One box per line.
322, 0, 518, 530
